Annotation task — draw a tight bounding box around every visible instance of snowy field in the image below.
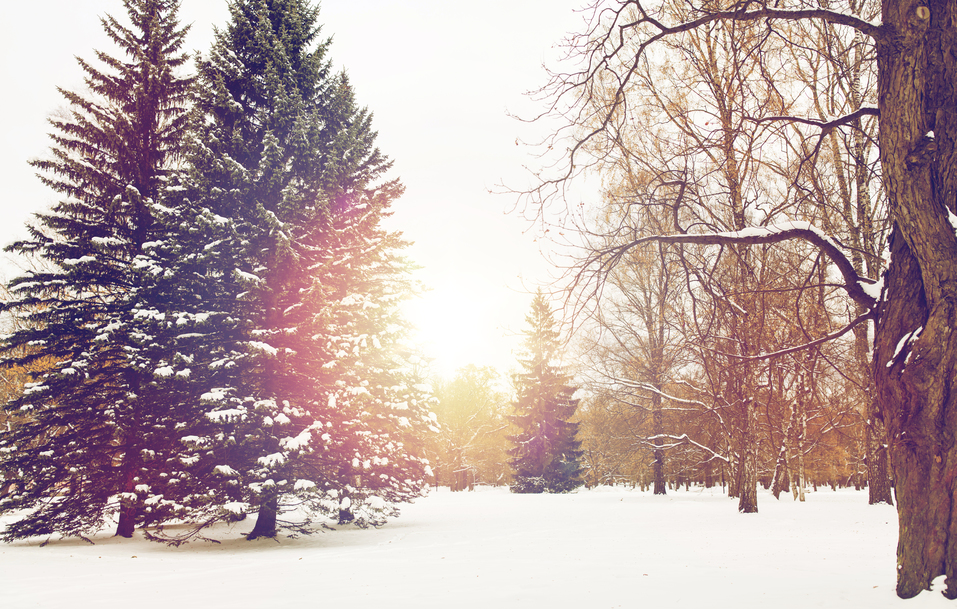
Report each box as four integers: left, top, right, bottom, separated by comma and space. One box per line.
1, 486, 952, 608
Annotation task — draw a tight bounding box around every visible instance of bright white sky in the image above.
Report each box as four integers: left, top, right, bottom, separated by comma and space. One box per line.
0, 0, 589, 380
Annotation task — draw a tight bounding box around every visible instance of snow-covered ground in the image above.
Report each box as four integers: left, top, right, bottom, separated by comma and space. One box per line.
1, 486, 951, 608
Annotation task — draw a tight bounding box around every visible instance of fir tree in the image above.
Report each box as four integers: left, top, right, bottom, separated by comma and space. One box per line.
152, 0, 435, 540
0, 0, 192, 540
508, 291, 584, 494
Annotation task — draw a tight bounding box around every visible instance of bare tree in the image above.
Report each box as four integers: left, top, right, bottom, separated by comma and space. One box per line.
776, 1, 893, 504
521, 0, 957, 597
575, 393, 650, 487
578, 162, 692, 494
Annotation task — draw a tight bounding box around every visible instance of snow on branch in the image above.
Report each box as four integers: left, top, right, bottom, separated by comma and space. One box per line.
612, 379, 709, 409
592, 221, 878, 311
608, 393, 700, 413
642, 433, 730, 463
142, 517, 223, 547
597, 378, 726, 427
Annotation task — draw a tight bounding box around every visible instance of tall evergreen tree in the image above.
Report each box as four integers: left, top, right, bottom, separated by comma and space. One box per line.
0, 0, 192, 540
150, 0, 435, 540
508, 291, 583, 494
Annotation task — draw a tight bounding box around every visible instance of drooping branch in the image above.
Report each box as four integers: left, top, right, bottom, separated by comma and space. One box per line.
704, 310, 874, 363
582, 221, 878, 312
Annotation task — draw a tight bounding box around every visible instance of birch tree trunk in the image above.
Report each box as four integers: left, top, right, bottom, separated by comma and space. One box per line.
652, 391, 667, 495
771, 400, 794, 500
794, 377, 807, 503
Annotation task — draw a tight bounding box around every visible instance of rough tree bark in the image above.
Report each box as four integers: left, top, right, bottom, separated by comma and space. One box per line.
873, 0, 957, 598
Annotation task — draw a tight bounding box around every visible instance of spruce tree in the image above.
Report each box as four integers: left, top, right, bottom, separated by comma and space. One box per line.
0, 0, 192, 540
152, 0, 435, 540
508, 291, 584, 494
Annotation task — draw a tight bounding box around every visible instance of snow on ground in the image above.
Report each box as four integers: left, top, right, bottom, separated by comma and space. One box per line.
1, 486, 952, 608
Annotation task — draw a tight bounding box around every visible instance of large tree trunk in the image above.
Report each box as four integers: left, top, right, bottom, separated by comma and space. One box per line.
115, 374, 144, 539
770, 441, 789, 500
876, 230, 956, 598
115, 477, 137, 539
115, 435, 138, 538
875, 0, 957, 597
247, 494, 279, 540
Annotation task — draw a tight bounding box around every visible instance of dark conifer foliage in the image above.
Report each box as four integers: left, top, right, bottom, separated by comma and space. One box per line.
508, 291, 583, 494
152, 0, 435, 540
0, 0, 433, 544
0, 0, 192, 540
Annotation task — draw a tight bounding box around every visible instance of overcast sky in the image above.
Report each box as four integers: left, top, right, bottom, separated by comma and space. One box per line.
0, 0, 590, 378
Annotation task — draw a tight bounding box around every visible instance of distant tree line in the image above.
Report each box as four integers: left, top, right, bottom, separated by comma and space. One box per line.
425, 292, 584, 495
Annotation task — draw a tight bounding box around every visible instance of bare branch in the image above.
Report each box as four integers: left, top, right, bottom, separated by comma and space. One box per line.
587, 221, 878, 310
705, 309, 873, 363
748, 106, 879, 132
614, 380, 709, 409
643, 433, 730, 463
671, 5, 881, 39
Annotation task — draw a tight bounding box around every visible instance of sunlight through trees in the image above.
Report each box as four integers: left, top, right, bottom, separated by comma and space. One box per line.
0, 0, 434, 543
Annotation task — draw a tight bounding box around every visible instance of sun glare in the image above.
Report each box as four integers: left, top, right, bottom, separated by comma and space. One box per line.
404, 283, 510, 379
